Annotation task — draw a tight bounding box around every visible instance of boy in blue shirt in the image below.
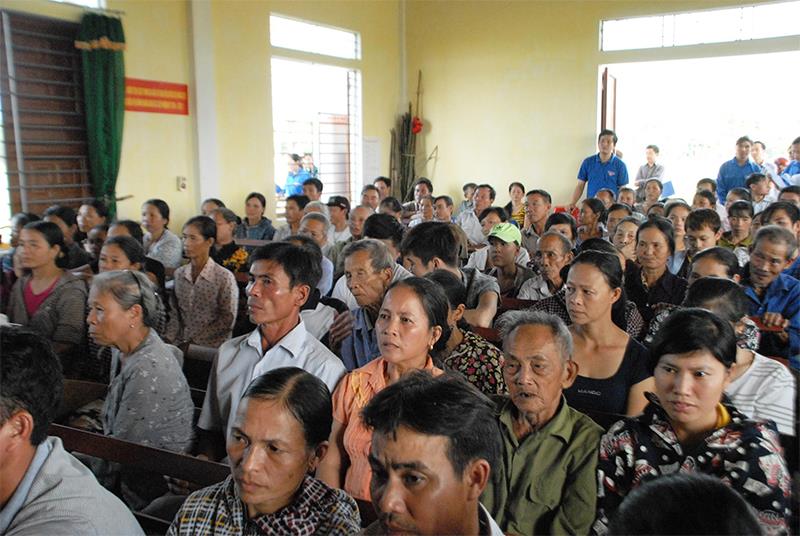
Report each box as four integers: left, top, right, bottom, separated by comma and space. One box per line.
570, 129, 628, 209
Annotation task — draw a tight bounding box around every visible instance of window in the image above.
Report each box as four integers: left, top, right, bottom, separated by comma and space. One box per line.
49, 0, 105, 8
0, 11, 92, 223
270, 14, 360, 60
600, 1, 800, 51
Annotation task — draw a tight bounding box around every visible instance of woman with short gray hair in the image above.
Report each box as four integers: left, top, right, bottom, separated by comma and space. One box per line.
87, 270, 194, 509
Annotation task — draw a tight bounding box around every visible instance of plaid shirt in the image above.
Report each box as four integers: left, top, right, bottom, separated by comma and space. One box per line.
168, 474, 361, 535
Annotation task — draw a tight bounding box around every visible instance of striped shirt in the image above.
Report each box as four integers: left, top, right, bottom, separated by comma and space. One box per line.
725, 353, 796, 436
168, 474, 360, 535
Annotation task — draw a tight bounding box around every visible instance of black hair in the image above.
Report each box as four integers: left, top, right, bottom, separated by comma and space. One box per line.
644, 178, 664, 193
727, 187, 751, 202
664, 200, 691, 218
23, 221, 69, 269
478, 206, 508, 223
545, 212, 578, 242
526, 189, 552, 205
761, 201, 800, 224
581, 198, 606, 221
250, 242, 322, 290
425, 269, 467, 309
476, 183, 496, 201
691, 247, 739, 279
243, 367, 332, 449
685, 208, 721, 233
0, 326, 64, 445
727, 200, 754, 219
753, 225, 798, 260
433, 195, 454, 207
11, 212, 40, 228
570, 250, 628, 331
780, 185, 800, 197
646, 203, 665, 216
143, 198, 171, 226
202, 197, 226, 209
595, 188, 616, 200
745, 173, 768, 189
607, 203, 632, 217
290, 153, 302, 163
754, 140, 766, 150
362, 184, 379, 194
363, 213, 405, 249
607, 473, 761, 536
684, 277, 749, 323
183, 215, 216, 242
111, 220, 145, 244
414, 177, 433, 193
286, 234, 323, 270
103, 235, 146, 267
401, 221, 459, 268
462, 182, 477, 192
82, 199, 109, 218
598, 129, 618, 144
286, 194, 310, 211
246, 192, 267, 211
696, 178, 717, 193
637, 216, 675, 255
694, 189, 717, 206
645, 144, 659, 154
793, 136, 800, 145
361, 371, 500, 476
379, 196, 403, 213
651, 308, 737, 369
578, 238, 618, 255
386, 277, 452, 353
736, 135, 753, 146
43, 204, 77, 227
303, 177, 323, 193
508, 181, 525, 194
374, 176, 391, 188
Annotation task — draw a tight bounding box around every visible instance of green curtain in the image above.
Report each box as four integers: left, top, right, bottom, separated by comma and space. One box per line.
76, 14, 125, 219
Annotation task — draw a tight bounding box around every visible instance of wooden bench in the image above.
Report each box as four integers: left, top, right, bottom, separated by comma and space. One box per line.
183, 344, 216, 391
50, 423, 229, 534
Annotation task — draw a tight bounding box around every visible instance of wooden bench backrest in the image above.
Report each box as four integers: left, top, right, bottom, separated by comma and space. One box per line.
49, 424, 229, 486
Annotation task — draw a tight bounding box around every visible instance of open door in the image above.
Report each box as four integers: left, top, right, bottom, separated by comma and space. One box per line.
601, 67, 617, 131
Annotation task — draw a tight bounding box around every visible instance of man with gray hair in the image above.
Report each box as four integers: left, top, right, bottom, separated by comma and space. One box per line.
482, 311, 602, 535
330, 238, 410, 370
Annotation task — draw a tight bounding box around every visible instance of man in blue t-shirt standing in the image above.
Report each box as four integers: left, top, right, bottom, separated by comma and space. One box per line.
569, 129, 628, 209
716, 136, 761, 204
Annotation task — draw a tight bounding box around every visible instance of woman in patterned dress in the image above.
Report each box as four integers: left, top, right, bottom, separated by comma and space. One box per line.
594, 308, 791, 535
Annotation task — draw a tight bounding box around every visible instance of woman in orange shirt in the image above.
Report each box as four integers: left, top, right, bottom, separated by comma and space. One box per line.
318, 277, 451, 504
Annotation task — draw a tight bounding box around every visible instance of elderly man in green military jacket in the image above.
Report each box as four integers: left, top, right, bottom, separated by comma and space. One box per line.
482, 311, 603, 535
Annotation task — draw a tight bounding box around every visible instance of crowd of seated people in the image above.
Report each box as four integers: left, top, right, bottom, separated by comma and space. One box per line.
1, 131, 798, 535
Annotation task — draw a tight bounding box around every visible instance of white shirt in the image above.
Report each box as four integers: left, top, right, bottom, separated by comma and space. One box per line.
332, 226, 351, 244
517, 273, 556, 301
725, 352, 796, 436
465, 247, 530, 271
300, 301, 338, 340
198, 320, 346, 439
332, 264, 412, 310
457, 210, 484, 245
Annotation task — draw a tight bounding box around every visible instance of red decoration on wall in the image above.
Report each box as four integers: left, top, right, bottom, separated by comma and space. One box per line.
125, 78, 189, 115
411, 116, 423, 134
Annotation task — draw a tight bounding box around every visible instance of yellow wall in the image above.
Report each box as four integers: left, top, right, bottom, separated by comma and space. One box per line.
405, 0, 798, 207
210, 0, 401, 219
0, 0, 401, 226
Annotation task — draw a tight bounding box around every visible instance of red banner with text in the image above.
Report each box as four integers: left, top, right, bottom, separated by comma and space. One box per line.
125, 78, 189, 115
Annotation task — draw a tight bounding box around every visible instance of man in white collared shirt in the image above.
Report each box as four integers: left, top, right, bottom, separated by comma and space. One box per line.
456, 184, 496, 246
197, 242, 346, 460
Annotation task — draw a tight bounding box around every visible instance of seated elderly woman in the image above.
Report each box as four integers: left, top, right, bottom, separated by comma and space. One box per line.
87, 270, 194, 509
426, 269, 506, 395
7, 221, 87, 376
482, 311, 603, 535
169, 367, 361, 535
595, 308, 791, 535
564, 249, 653, 417
167, 215, 238, 348
318, 277, 448, 510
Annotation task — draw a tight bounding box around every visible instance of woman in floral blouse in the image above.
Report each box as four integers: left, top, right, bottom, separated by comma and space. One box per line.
594, 308, 791, 536
210, 207, 249, 273
426, 269, 506, 395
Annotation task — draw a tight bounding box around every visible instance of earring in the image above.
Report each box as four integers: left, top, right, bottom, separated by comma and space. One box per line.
129, 324, 135, 328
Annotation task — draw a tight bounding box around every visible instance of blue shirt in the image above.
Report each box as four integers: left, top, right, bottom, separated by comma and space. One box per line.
0, 440, 52, 533
783, 160, 800, 180
340, 307, 381, 371
283, 169, 310, 197
784, 254, 800, 281
744, 272, 800, 364
716, 158, 761, 203
577, 154, 628, 197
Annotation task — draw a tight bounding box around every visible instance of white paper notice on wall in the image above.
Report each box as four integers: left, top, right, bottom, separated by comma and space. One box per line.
363, 137, 381, 185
